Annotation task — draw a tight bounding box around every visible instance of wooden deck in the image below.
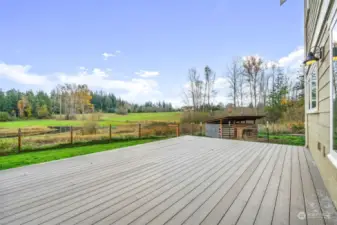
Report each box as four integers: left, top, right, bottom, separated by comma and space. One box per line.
1, 136, 337, 225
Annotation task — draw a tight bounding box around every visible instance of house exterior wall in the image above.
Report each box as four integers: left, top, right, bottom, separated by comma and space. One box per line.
305, 0, 337, 207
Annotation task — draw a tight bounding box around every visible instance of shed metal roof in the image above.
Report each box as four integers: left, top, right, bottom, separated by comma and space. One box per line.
205, 115, 265, 123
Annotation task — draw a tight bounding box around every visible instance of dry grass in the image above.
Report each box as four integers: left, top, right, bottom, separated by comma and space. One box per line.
141, 123, 176, 137
0, 123, 176, 154
0, 127, 55, 137
258, 121, 305, 134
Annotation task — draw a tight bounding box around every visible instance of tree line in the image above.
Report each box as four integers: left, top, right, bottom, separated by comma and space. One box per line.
184, 57, 305, 122
0, 84, 175, 121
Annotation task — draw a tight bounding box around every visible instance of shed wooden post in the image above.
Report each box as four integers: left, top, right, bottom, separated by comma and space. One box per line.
229, 121, 231, 139
70, 126, 73, 144
138, 123, 141, 138
18, 128, 22, 153
219, 119, 223, 139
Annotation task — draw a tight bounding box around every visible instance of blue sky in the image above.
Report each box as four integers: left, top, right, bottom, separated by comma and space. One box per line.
0, 0, 304, 106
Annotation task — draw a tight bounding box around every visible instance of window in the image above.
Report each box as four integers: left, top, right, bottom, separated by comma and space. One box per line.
306, 63, 318, 112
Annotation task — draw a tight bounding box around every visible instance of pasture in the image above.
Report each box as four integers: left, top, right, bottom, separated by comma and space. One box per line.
0, 112, 181, 129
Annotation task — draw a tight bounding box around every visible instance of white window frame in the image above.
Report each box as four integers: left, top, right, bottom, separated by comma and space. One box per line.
329, 14, 337, 167
306, 63, 318, 113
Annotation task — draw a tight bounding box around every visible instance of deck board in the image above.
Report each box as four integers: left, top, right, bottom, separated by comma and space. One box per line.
298, 147, 325, 225
1, 136, 336, 225
290, 146, 307, 225
272, 145, 292, 225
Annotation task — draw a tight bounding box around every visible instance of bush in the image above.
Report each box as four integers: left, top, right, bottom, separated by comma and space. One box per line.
180, 111, 210, 124
87, 112, 102, 121
65, 114, 77, 120
0, 138, 16, 155
82, 121, 99, 135
0, 112, 11, 121
116, 105, 128, 115
37, 105, 50, 119
290, 122, 305, 134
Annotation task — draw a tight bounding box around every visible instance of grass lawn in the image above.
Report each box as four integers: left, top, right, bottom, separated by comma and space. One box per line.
0, 120, 84, 128
258, 133, 305, 146
0, 112, 181, 129
0, 138, 159, 170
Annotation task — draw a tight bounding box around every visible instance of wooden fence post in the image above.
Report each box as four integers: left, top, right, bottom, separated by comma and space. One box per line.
70, 126, 73, 144
200, 122, 202, 136
219, 119, 223, 139
138, 123, 141, 138
266, 121, 270, 143
109, 124, 112, 141
190, 123, 193, 135
177, 124, 180, 137
18, 128, 21, 153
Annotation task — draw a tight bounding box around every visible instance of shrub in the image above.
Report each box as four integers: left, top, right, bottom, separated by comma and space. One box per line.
87, 112, 102, 121
116, 105, 128, 115
37, 105, 50, 119
0, 112, 11, 121
290, 122, 305, 134
65, 114, 77, 120
82, 121, 99, 135
0, 138, 16, 155
180, 111, 210, 124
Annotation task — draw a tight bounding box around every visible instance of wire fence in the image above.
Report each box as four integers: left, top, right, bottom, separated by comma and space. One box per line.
0, 123, 206, 155
0, 122, 305, 155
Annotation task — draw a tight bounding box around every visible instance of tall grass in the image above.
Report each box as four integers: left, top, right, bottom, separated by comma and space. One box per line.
258, 121, 304, 135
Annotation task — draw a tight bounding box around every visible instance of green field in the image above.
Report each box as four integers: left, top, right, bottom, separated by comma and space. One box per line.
258, 133, 305, 146
0, 138, 160, 170
0, 112, 181, 129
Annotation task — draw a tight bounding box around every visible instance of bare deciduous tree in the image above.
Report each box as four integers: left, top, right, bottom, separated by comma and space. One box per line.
226, 58, 243, 107
243, 56, 263, 108
187, 68, 203, 111
203, 66, 216, 110
183, 67, 217, 111
259, 64, 272, 106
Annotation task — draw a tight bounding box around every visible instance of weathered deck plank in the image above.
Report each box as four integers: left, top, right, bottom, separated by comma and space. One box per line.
290, 146, 307, 225
0, 136, 336, 225
235, 144, 282, 225
299, 147, 325, 225
272, 145, 292, 225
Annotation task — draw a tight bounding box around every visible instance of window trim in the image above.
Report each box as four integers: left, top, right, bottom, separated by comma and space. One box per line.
306, 63, 318, 114
329, 15, 337, 166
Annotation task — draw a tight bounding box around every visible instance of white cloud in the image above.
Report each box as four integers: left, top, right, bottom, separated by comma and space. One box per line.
134, 70, 160, 78
213, 77, 227, 89
102, 50, 121, 60
58, 69, 161, 102
278, 46, 304, 68
92, 68, 108, 77
0, 62, 162, 104
102, 52, 115, 60
0, 63, 50, 85
266, 60, 278, 69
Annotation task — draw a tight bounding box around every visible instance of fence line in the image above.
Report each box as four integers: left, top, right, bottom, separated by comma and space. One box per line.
0, 123, 207, 155
0, 122, 305, 155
